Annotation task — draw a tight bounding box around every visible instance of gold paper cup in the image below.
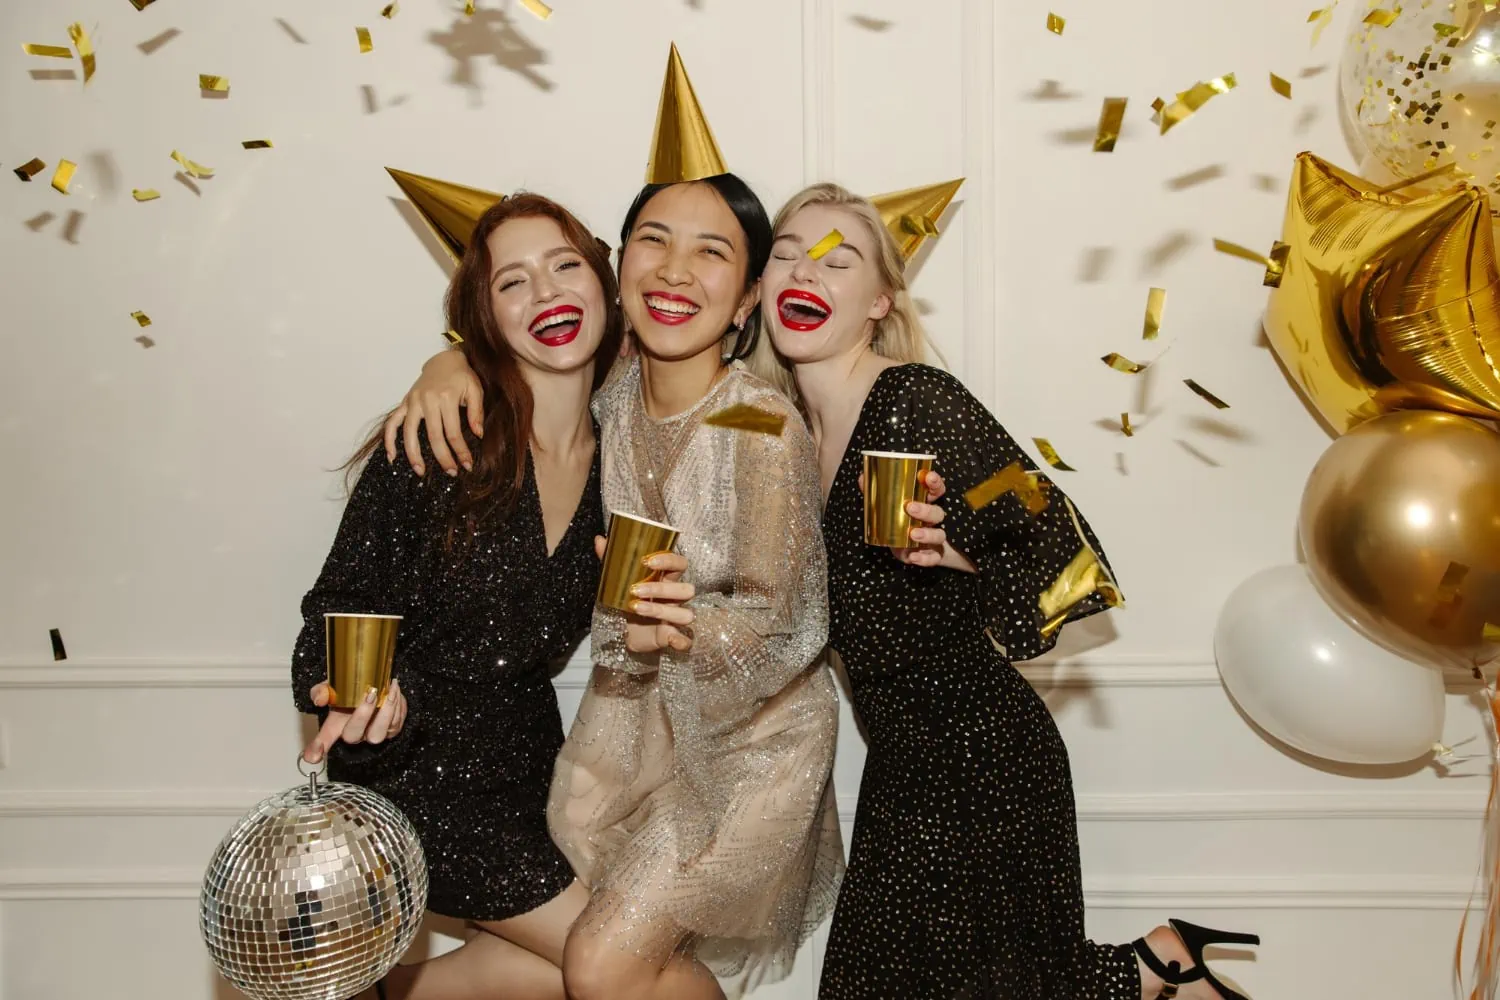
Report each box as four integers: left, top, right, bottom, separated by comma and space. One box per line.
324, 613, 401, 709
862, 450, 935, 547
597, 511, 680, 612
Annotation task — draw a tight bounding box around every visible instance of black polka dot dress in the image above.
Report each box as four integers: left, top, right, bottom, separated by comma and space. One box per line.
818, 365, 1139, 1000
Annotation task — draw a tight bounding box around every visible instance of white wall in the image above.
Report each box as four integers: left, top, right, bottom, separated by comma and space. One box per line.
0, 1, 1489, 998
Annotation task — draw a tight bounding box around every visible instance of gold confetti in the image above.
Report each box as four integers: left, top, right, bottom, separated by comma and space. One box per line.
1093, 97, 1127, 152
51, 160, 76, 194
1101, 352, 1148, 374
49, 628, 67, 661
1264, 241, 1290, 287
241, 139, 273, 149
442, 329, 464, 344
68, 22, 95, 84
1308, 3, 1337, 45
132, 188, 159, 201
807, 229, 844, 259
170, 149, 214, 178
965, 462, 1051, 514
1159, 74, 1237, 134
381, 1, 399, 17
129, 0, 159, 9
131, 310, 151, 327
1143, 287, 1165, 340
1046, 12, 1065, 34
1120, 413, 1134, 437
198, 74, 229, 93
14, 158, 45, 181
520, 0, 553, 18
1484, 622, 1500, 642
703, 403, 787, 436
1270, 73, 1292, 99
1434, 22, 1461, 37
1213, 237, 1270, 267
465, 0, 475, 13
1183, 379, 1230, 409
1363, 7, 1400, 26
357, 26, 373, 52
22, 43, 73, 58
1032, 438, 1076, 472
135, 335, 155, 348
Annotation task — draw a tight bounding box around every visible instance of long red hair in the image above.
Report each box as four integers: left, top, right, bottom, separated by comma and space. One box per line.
349, 193, 623, 546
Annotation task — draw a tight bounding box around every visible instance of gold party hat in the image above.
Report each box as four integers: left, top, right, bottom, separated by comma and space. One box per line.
645, 43, 728, 184
386, 167, 505, 263
869, 178, 965, 261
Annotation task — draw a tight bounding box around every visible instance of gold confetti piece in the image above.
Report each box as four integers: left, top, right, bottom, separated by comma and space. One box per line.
171, 149, 214, 178
50, 628, 67, 661
14, 158, 45, 181
51, 160, 76, 194
1032, 438, 1076, 472
22, 43, 73, 58
965, 462, 1051, 514
198, 74, 229, 92
129, 0, 159, 9
1046, 12, 1065, 34
1363, 7, 1399, 26
807, 229, 844, 259
465, 0, 475, 14
520, 0, 553, 18
1270, 73, 1292, 99
356, 26, 373, 52
132, 188, 159, 201
1484, 623, 1500, 642
68, 22, 95, 84
1093, 97, 1127, 152
1264, 241, 1290, 287
703, 403, 787, 436
1434, 22, 1461, 37
1120, 413, 1134, 437
1213, 237, 1270, 267
1143, 287, 1165, 340
442, 329, 464, 344
135, 335, 155, 348
131, 310, 151, 327
1183, 379, 1230, 409
1307, 4, 1337, 45
1159, 74, 1237, 134
1101, 352, 1148, 374
241, 139, 273, 149
381, 1, 399, 17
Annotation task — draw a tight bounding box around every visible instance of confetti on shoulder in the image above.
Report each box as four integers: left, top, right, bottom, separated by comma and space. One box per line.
1046, 12, 1065, 34
22, 43, 73, 58
199, 74, 230, 93
807, 229, 844, 259
442, 329, 464, 345
703, 403, 787, 436
132, 188, 159, 201
171, 149, 214, 178
965, 462, 1051, 514
1032, 437, 1076, 471
242, 139, 273, 149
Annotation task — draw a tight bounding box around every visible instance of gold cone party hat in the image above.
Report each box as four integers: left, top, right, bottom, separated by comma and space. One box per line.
645, 43, 728, 184
869, 178, 965, 261
386, 167, 505, 263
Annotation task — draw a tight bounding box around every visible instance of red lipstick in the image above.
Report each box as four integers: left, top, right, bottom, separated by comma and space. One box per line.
530, 304, 583, 347
643, 290, 701, 326
776, 289, 832, 332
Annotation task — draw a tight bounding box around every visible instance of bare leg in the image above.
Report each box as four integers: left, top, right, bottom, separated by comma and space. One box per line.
560, 903, 725, 1000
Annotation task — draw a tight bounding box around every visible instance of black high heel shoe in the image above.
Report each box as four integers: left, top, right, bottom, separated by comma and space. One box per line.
1132, 918, 1260, 999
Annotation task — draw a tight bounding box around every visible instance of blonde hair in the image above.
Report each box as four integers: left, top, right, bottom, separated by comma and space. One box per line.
745, 183, 936, 401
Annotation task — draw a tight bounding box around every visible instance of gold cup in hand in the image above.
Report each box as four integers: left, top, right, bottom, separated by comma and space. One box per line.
862, 451, 935, 547
597, 511, 680, 612
324, 613, 401, 709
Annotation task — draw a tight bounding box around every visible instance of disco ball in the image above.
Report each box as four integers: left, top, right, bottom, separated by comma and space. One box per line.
200, 762, 428, 1000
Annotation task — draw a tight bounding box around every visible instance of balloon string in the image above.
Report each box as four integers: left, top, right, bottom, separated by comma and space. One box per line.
1372, 161, 1459, 196
1458, 674, 1500, 1000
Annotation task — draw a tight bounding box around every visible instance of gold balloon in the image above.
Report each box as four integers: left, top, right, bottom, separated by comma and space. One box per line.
1340, 1, 1500, 193
1299, 409, 1500, 670
1264, 152, 1500, 434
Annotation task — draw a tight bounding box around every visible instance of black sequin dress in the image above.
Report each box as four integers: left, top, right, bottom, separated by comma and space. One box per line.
292, 435, 601, 922
818, 365, 1139, 1000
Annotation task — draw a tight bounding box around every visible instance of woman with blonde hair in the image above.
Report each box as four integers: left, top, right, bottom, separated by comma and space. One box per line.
754, 181, 1259, 1000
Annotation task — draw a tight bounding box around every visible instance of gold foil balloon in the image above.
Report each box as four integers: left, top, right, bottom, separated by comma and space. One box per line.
1339, 1, 1500, 193
200, 772, 428, 1000
1298, 409, 1500, 671
1264, 152, 1500, 433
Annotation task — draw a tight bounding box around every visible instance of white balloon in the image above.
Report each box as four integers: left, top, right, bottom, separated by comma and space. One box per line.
1214, 565, 1446, 765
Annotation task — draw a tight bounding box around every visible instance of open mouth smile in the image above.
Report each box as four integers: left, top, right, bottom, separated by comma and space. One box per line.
529, 305, 583, 346
777, 289, 831, 331
643, 291, 701, 326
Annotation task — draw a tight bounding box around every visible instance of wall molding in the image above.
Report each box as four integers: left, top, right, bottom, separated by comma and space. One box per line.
799, 0, 835, 182
0, 787, 1484, 823
0, 866, 1477, 909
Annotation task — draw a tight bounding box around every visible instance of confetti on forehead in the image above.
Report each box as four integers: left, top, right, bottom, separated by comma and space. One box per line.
807, 230, 844, 260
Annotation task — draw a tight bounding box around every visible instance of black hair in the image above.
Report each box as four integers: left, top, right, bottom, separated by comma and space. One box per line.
617, 172, 772, 360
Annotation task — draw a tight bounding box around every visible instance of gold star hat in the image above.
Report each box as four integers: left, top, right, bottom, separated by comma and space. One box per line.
869, 178, 964, 262
645, 42, 728, 184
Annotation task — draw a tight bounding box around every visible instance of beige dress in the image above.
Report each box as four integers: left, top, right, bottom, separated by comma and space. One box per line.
547, 360, 843, 996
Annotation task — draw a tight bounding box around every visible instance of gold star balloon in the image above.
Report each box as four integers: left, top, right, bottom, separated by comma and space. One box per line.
645, 43, 728, 184
1263, 152, 1500, 433
385, 168, 504, 263
869, 178, 964, 261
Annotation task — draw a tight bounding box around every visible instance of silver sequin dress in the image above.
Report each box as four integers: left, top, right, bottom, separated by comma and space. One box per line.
817, 365, 1139, 1000
547, 360, 844, 997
